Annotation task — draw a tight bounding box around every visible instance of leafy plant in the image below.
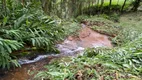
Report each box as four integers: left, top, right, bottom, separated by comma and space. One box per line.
0, 0, 64, 69
35, 37, 142, 80
0, 38, 23, 69
35, 13, 142, 80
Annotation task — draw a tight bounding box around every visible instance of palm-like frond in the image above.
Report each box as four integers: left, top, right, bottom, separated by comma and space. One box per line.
0, 0, 64, 69
0, 38, 23, 68
0, 29, 23, 40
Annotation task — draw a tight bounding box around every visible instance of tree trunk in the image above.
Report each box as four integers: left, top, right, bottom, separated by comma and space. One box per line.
21, 0, 25, 7
97, 0, 99, 11
121, 0, 127, 12
100, 0, 104, 14
117, 0, 120, 6
109, 0, 112, 13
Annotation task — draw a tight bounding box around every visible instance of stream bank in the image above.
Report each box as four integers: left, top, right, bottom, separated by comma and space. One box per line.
0, 24, 113, 80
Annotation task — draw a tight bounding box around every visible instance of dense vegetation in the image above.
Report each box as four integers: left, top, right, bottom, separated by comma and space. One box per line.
0, 0, 142, 80
0, 0, 64, 69
35, 13, 142, 80
41, 0, 137, 18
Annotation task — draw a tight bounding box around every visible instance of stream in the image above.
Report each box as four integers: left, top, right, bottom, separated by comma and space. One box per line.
0, 24, 112, 80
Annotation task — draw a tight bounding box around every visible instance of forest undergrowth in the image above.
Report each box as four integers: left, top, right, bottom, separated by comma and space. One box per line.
0, 1, 64, 69
0, 1, 142, 80
35, 12, 142, 80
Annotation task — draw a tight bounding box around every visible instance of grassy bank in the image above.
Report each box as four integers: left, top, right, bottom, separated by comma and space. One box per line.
35, 12, 142, 80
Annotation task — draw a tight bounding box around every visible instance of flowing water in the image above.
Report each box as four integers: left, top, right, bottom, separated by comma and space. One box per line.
0, 24, 112, 80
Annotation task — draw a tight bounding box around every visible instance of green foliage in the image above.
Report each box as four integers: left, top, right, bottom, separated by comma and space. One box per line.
35, 13, 142, 80
0, 38, 23, 69
102, 13, 120, 22
0, 0, 64, 69
35, 37, 142, 80
61, 20, 81, 37
77, 15, 121, 45
40, 0, 134, 18
112, 11, 142, 46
